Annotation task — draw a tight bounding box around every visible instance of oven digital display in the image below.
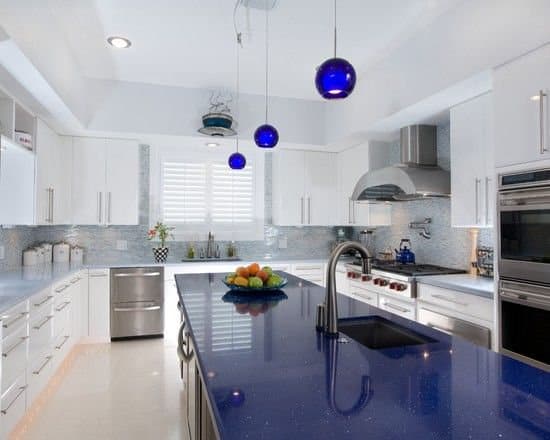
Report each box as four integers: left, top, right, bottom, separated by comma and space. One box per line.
501, 169, 550, 186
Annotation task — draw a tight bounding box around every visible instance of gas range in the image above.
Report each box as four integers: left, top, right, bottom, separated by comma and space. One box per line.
344, 260, 465, 299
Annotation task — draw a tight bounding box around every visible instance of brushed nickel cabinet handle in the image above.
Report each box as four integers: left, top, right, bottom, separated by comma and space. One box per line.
539, 90, 548, 154
33, 315, 53, 330
300, 197, 304, 224
475, 178, 481, 224
34, 295, 54, 307
55, 335, 70, 350
1, 386, 27, 414
107, 191, 112, 224
114, 306, 161, 312
33, 356, 53, 375
2, 336, 29, 357
308, 197, 311, 224
54, 284, 70, 293
51, 188, 55, 223
98, 192, 103, 223
55, 301, 71, 312
384, 302, 409, 313
3, 312, 29, 329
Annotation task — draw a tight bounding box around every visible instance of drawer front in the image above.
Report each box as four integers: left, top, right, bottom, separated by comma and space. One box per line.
269, 264, 290, 273
1, 301, 29, 339
53, 298, 72, 338
379, 295, 416, 321
29, 313, 54, 361
417, 284, 492, 322
349, 283, 378, 307
292, 264, 324, 275
1, 374, 27, 438
26, 350, 53, 407
1, 324, 29, 393
29, 288, 54, 318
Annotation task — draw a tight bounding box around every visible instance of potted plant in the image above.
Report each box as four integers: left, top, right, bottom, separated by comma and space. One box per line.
147, 221, 174, 263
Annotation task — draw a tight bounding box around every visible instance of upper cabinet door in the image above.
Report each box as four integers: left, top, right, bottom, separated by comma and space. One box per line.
105, 139, 139, 225
272, 150, 306, 226
72, 137, 107, 225
35, 119, 55, 225
494, 44, 550, 168
450, 93, 493, 227
54, 136, 73, 224
0, 136, 35, 225
305, 152, 337, 226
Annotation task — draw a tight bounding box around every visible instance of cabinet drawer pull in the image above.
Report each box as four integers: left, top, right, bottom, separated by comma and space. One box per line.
384, 303, 409, 313
89, 273, 107, 278
33, 315, 53, 330
114, 306, 161, 312
1, 386, 27, 414
539, 90, 548, 154
55, 336, 70, 350
307, 197, 311, 224
431, 294, 468, 307
55, 301, 71, 312
54, 284, 70, 293
34, 295, 54, 307
3, 312, 29, 329
300, 197, 304, 224
70, 277, 81, 284
113, 272, 161, 278
2, 336, 29, 357
33, 356, 53, 375
427, 323, 452, 336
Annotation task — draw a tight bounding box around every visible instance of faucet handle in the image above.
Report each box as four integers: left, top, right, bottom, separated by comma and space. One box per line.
316, 304, 326, 332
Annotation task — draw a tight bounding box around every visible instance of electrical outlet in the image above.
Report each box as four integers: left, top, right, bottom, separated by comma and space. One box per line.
0, 246, 4, 260
116, 240, 128, 251
278, 237, 288, 249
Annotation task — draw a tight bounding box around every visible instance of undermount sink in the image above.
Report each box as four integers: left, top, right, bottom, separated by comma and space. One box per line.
339, 316, 437, 350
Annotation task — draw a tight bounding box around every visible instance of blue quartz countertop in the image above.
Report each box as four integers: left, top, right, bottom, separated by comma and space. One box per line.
417, 274, 495, 299
176, 273, 550, 440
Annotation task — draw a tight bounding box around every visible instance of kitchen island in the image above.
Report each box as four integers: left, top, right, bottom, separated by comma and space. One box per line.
175, 273, 550, 440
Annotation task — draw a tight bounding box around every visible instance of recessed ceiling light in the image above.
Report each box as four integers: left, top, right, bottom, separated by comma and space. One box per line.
107, 36, 132, 49
206, 142, 220, 148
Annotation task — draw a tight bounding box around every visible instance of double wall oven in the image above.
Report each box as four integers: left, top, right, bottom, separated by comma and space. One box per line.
498, 168, 550, 371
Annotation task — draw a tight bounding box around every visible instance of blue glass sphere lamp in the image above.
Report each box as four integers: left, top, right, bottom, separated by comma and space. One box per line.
315, 0, 356, 100
254, 6, 279, 148
228, 151, 246, 170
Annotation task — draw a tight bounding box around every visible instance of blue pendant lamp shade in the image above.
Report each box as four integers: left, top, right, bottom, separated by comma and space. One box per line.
315, 57, 356, 99
254, 124, 279, 148
228, 152, 246, 170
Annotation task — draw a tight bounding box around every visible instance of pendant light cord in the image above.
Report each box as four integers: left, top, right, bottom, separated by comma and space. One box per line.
264, 0, 269, 123
234, 0, 242, 152
333, 0, 338, 58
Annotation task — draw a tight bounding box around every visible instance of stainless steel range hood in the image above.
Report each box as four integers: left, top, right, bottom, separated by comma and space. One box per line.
351, 125, 450, 202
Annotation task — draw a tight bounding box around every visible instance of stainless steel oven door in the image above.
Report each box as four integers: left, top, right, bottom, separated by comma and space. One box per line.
498, 186, 550, 284
499, 280, 550, 371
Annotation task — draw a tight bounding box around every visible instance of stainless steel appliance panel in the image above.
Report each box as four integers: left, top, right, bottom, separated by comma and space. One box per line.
110, 267, 164, 339
417, 307, 491, 348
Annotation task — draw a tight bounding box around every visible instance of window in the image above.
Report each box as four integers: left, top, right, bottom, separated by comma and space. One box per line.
150, 145, 264, 240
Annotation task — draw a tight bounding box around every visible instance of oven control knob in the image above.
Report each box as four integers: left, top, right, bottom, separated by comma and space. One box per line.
379, 279, 389, 287
347, 272, 354, 278
389, 282, 397, 290
396, 284, 407, 292
361, 275, 371, 282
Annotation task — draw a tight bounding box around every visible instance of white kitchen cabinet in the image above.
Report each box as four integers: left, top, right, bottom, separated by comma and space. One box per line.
493, 44, 550, 168
72, 137, 139, 225
450, 93, 494, 227
337, 142, 392, 227
0, 136, 35, 225
378, 294, 416, 321
349, 282, 378, 307
272, 150, 337, 226
88, 269, 110, 341
35, 121, 72, 225
291, 263, 325, 287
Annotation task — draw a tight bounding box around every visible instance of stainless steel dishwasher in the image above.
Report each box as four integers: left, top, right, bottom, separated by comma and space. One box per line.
110, 267, 164, 339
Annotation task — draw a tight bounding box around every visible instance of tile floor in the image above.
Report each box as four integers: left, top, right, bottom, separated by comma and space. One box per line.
12, 288, 190, 440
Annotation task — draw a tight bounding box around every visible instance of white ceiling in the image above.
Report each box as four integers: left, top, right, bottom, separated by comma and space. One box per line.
37, 0, 460, 100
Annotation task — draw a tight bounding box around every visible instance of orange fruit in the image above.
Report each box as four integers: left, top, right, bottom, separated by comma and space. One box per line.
247, 263, 260, 276
234, 276, 249, 287
236, 267, 249, 278
256, 270, 269, 283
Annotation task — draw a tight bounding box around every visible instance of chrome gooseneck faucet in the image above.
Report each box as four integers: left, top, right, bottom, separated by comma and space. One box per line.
319, 241, 372, 337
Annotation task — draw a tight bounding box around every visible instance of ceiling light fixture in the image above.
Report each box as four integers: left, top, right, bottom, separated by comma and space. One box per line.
107, 36, 132, 49
228, 7, 247, 170
315, 0, 356, 100
254, 0, 279, 149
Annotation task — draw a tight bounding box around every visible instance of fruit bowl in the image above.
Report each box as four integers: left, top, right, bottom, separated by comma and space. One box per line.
222, 278, 288, 293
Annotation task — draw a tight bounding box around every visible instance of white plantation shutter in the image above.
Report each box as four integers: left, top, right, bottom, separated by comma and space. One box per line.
153, 148, 264, 239
211, 162, 254, 223
161, 161, 207, 223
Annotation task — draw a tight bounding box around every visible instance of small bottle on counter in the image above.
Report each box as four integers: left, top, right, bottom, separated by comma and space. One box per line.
187, 243, 196, 259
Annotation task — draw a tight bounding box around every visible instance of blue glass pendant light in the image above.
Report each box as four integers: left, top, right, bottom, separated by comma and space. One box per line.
255, 3, 279, 148
315, 0, 356, 100
228, 31, 247, 170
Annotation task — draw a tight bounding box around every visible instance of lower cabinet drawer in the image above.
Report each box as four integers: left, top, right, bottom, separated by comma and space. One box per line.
1, 374, 27, 438
2, 301, 29, 339
349, 284, 378, 307
378, 295, 416, 321
1, 324, 29, 393
29, 313, 54, 361
26, 351, 54, 407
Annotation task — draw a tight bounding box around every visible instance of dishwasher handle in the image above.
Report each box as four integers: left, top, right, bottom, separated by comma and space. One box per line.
113, 272, 161, 278
113, 305, 161, 312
